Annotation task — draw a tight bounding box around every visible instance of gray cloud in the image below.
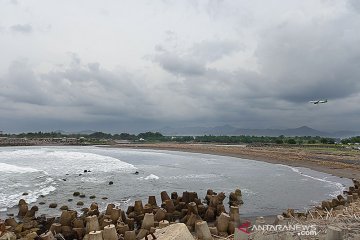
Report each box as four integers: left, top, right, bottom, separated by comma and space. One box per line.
10, 24, 32, 33
0, 60, 49, 105
152, 39, 242, 76
0, 57, 186, 125
153, 53, 205, 76
191, 40, 243, 62
254, 14, 360, 103
147, 2, 360, 131
1, 0, 360, 132
348, 0, 360, 13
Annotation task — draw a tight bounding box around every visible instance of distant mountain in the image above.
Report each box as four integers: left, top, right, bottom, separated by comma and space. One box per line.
276, 126, 327, 137
54, 130, 97, 135
160, 125, 359, 138
77, 130, 97, 135
54, 130, 68, 134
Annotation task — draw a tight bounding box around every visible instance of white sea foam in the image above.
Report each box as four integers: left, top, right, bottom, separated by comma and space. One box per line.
80, 177, 107, 183
35, 177, 54, 187
0, 163, 41, 173
138, 174, 160, 180
284, 165, 345, 196
0, 149, 136, 175
0, 185, 56, 209
168, 174, 219, 180
0, 148, 136, 210
144, 174, 160, 180
241, 188, 257, 195
8, 183, 30, 188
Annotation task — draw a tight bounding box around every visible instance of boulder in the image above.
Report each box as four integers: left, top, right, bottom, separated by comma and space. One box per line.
86, 215, 100, 233
195, 221, 212, 240
154, 208, 167, 222
124, 230, 136, 240
102, 224, 117, 240
159, 220, 169, 229
229, 189, 243, 206
0, 232, 16, 240
4, 218, 17, 228
59, 210, 76, 226
141, 213, 154, 230
325, 225, 344, 240
60, 205, 69, 211
18, 199, 28, 217
160, 191, 170, 203
152, 223, 194, 240
49, 203, 57, 209
39, 231, 56, 240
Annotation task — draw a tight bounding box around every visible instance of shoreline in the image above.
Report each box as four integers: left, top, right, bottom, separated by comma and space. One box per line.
1, 144, 358, 217
107, 143, 360, 180
2, 142, 359, 179
1, 144, 360, 239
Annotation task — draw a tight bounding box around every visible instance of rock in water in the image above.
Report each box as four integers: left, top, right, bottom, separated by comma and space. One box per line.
229, 189, 243, 206
18, 199, 28, 217
49, 203, 57, 208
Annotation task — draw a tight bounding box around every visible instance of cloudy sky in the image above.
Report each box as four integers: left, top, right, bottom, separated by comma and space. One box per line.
1, 0, 360, 133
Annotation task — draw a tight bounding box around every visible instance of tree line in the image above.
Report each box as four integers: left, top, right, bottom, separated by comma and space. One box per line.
2, 131, 358, 145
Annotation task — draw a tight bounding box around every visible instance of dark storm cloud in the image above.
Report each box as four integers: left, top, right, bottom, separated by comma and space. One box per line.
2, 0, 360, 132
10, 24, 33, 33
0, 60, 49, 105
41, 64, 151, 112
0, 59, 156, 122
146, 2, 360, 131
254, 14, 360, 103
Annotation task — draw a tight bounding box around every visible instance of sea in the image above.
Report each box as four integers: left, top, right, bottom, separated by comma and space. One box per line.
0, 146, 352, 218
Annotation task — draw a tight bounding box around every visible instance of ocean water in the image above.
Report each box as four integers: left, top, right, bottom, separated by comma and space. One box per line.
0, 146, 352, 218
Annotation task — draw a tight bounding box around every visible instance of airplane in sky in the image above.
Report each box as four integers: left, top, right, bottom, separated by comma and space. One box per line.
309, 99, 328, 104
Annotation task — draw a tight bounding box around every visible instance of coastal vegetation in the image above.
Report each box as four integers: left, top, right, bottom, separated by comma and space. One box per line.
1, 131, 359, 146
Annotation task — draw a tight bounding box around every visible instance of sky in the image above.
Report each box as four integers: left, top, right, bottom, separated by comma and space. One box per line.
1, 0, 360, 133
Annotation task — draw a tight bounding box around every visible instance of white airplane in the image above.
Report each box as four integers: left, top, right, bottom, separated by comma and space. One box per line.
309, 99, 328, 104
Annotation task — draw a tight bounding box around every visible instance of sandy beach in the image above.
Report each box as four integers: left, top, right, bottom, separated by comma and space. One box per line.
109, 143, 360, 180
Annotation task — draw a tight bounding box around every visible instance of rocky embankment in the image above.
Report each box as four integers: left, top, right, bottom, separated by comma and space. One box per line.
0, 189, 243, 240
1, 181, 360, 240
251, 179, 360, 240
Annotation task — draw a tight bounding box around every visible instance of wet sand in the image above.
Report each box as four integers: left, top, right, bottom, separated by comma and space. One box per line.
109, 143, 360, 179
